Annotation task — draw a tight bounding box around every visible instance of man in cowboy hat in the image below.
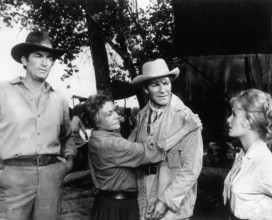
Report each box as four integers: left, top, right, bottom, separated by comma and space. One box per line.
0, 30, 76, 220
128, 58, 203, 220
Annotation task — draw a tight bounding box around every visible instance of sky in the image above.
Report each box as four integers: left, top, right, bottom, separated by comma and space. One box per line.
0, 0, 151, 108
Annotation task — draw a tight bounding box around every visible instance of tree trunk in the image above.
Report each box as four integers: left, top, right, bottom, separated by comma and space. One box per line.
86, 0, 111, 93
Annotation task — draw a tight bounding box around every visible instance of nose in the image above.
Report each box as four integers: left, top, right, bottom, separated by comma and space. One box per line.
113, 111, 120, 119
158, 84, 166, 93
41, 57, 48, 66
227, 115, 232, 124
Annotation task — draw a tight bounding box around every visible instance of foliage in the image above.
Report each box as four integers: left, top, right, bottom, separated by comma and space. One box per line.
0, 0, 177, 84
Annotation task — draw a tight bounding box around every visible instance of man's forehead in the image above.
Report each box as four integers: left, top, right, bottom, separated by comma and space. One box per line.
31, 50, 53, 56
148, 76, 171, 84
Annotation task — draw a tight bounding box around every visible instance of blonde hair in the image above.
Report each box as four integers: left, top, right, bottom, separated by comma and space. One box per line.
230, 89, 272, 143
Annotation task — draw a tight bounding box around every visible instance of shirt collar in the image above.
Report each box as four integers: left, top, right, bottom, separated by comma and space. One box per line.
91, 129, 120, 138
244, 139, 266, 159
9, 77, 54, 92
148, 100, 167, 116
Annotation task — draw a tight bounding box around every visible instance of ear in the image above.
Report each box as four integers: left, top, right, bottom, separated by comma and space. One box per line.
143, 87, 149, 95
21, 56, 27, 66
242, 118, 251, 130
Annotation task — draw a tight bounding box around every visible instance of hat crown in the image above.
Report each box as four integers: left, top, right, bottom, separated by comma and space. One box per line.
142, 58, 170, 77
131, 58, 180, 87
26, 31, 53, 49
11, 30, 64, 63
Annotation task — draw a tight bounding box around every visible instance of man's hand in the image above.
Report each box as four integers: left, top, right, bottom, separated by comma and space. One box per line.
57, 155, 74, 172
184, 111, 202, 131
147, 199, 168, 220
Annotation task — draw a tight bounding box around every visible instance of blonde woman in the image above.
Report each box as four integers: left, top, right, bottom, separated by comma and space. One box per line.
223, 89, 272, 220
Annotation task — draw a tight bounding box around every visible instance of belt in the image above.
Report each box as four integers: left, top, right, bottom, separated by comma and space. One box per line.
4, 155, 59, 167
98, 190, 137, 200
141, 164, 159, 175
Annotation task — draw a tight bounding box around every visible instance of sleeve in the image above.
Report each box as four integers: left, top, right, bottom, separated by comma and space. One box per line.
159, 129, 203, 211
97, 136, 166, 168
71, 115, 80, 133
164, 112, 202, 151
260, 170, 272, 197
59, 98, 76, 157
127, 113, 140, 142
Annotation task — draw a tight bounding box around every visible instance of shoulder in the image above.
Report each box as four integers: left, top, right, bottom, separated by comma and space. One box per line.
136, 104, 148, 118
90, 131, 125, 153
0, 80, 16, 90
49, 88, 69, 105
170, 94, 191, 112
0, 80, 19, 97
169, 94, 194, 120
0, 81, 9, 87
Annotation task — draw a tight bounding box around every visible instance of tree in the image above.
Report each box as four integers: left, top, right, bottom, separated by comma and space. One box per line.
0, 0, 178, 106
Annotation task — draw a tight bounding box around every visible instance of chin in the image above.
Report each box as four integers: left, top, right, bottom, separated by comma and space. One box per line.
228, 132, 236, 137
114, 125, 120, 130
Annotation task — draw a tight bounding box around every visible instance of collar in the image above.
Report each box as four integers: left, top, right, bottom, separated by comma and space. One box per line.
91, 129, 121, 138
9, 77, 54, 92
148, 100, 167, 116
244, 139, 266, 159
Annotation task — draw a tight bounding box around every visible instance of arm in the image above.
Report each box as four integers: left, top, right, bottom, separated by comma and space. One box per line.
164, 111, 202, 151
71, 115, 80, 133
261, 170, 272, 197
91, 134, 166, 169
127, 113, 140, 142
58, 99, 76, 170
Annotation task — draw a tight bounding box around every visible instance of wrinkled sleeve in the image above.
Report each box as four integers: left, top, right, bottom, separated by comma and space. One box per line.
261, 170, 272, 196
127, 113, 140, 142
99, 136, 166, 168
59, 98, 76, 157
164, 112, 202, 151
160, 129, 203, 211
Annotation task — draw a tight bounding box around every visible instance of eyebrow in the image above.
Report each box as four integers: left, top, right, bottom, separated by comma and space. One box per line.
33, 51, 53, 58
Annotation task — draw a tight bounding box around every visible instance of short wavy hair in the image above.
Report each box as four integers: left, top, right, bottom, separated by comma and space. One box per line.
82, 93, 113, 129
230, 89, 272, 142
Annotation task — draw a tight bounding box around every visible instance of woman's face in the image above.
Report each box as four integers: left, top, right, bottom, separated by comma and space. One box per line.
227, 107, 249, 138
96, 101, 120, 131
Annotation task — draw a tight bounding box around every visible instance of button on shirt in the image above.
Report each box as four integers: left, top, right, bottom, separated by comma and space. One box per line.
223, 140, 272, 220
0, 77, 75, 159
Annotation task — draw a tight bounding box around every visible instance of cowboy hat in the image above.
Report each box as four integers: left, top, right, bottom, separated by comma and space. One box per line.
131, 58, 180, 87
11, 31, 65, 63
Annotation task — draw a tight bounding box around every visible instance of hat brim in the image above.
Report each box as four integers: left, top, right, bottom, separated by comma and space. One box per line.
11, 43, 65, 63
131, 67, 180, 87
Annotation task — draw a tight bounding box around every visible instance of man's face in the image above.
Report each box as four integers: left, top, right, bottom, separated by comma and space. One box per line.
97, 101, 121, 131
144, 76, 172, 108
22, 50, 54, 82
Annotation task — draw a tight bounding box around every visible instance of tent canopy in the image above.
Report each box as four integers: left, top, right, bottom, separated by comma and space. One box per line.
173, 0, 272, 56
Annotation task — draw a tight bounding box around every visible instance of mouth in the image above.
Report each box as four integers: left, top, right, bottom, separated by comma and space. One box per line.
114, 121, 120, 126
38, 69, 47, 73
158, 96, 168, 99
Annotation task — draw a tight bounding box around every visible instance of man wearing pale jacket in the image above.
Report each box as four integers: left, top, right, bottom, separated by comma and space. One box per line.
128, 58, 203, 220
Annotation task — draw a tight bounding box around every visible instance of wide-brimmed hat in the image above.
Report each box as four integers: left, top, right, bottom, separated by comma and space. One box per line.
11, 31, 65, 63
132, 58, 180, 87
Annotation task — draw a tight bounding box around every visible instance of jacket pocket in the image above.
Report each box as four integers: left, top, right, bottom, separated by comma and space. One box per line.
167, 149, 182, 168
